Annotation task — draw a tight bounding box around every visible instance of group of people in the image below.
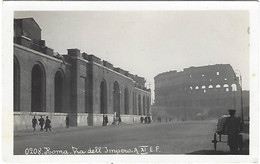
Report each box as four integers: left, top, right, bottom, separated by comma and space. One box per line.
140, 116, 151, 124
32, 115, 51, 131
32, 115, 70, 131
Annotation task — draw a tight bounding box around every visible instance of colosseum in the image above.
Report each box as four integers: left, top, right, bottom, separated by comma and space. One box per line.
153, 64, 249, 121
13, 17, 151, 130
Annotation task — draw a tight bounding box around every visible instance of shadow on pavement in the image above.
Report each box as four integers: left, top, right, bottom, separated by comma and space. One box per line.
186, 150, 249, 155
186, 139, 249, 155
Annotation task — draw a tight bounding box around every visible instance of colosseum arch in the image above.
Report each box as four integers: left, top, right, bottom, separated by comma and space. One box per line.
54, 69, 65, 113
100, 79, 107, 114
223, 84, 229, 92
231, 84, 237, 91
14, 56, 20, 111
31, 62, 46, 112
113, 81, 120, 117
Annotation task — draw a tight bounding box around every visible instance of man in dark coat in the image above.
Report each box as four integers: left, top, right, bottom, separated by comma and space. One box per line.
105, 115, 108, 126
140, 117, 144, 123
65, 116, 69, 128
223, 109, 243, 153
32, 116, 38, 131
45, 116, 51, 131
38, 115, 45, 131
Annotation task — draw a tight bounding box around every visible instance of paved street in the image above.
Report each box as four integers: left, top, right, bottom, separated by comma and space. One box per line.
14, 120, 249, 155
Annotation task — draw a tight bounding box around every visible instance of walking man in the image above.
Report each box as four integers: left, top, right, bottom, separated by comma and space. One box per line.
38, 115, 45, 131
104, 115, 108, 126
223, 109, 243, 153
45, 116, 51, 131
32, 116, 38, 131
65, 116, 70, 128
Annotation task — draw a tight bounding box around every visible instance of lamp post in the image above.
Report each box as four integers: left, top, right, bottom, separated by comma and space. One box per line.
235, 70, 244, 124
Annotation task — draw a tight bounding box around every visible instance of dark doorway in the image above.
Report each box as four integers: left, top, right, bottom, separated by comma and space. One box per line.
113, 81, 120, 117
147, 97, 150, 115
143, 95, 146, 115
138, 95, 141, 115
100, 80, 107, 114
31, 64, 46, 112
124, 88, 129, 114
55, 70, 65, 113
14, 57, 20, 111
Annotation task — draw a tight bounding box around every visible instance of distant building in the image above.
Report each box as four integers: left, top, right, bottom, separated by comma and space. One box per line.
153, 65, 249, 121
13, 18, 151, 130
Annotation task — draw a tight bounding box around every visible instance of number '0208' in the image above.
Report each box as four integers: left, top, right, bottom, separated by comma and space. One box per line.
24, 148, 42, 155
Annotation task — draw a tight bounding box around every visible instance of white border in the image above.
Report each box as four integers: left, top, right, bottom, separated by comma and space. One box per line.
2, 1, 259, 163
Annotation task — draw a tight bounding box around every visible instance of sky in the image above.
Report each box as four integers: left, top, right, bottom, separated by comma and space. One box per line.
14, 11, 250, 100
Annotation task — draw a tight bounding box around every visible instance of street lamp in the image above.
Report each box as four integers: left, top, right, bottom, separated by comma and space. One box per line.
234, 70, 244, 124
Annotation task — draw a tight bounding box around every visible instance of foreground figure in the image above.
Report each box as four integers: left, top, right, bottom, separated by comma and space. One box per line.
223, 109, 243, 153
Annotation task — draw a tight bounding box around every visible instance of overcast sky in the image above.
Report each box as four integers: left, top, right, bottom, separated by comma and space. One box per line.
14, 11, 250, 99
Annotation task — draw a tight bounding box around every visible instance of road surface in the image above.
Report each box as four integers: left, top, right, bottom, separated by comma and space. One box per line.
14, 120, 249, 155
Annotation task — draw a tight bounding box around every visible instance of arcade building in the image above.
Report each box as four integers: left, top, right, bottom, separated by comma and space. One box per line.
13, 18, 151, 130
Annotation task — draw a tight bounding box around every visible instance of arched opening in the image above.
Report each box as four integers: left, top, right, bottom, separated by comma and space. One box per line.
124, 88, 129, 114
231, 84, 237, 91
100, 80, 107, 114
133, 92, 137, 115
55, 70, 65, 113
14, 57, 20, 111
31, 63, 46, 112
202, 85, 206, 93
143, 95, 146, 115
223, 84, 229, 92
113, 81, 120, 117
138, 95, 141, 115
208, 85, 213, 89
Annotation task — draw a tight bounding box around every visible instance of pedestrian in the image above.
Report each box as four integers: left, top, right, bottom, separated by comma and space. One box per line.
222, 109, 243, 154
32, 116, 38, 131
118, 117, 121, 125
145, 116, 148, 124
45, 116, 51, 131
38, 115, 45, 131
148, 116, 151, 124
65, 115, 69, 128
105, 115, 108, 126
140, 116, 144, 123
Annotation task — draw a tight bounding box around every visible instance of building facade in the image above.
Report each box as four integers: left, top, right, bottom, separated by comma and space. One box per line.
13, 18, 151, 130
153, 65, 249, 121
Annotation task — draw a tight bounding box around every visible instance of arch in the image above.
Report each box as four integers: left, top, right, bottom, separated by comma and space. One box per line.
31, 62, 46, 112
138, 94, 141, 115
231, 84, 237, 91
14, 56, 20, 111
223, 84, 229, 92
195, 86, 199, 89
143, 95, 146, 115
216, 84, 221, 88
201, 85, 206, 93
133, 92, 136, 115
100, 79, 107, 114
113, 81, 120, 117
208, 85, 213, 89
54, 70, 65, 113
124, 87, 129, 114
